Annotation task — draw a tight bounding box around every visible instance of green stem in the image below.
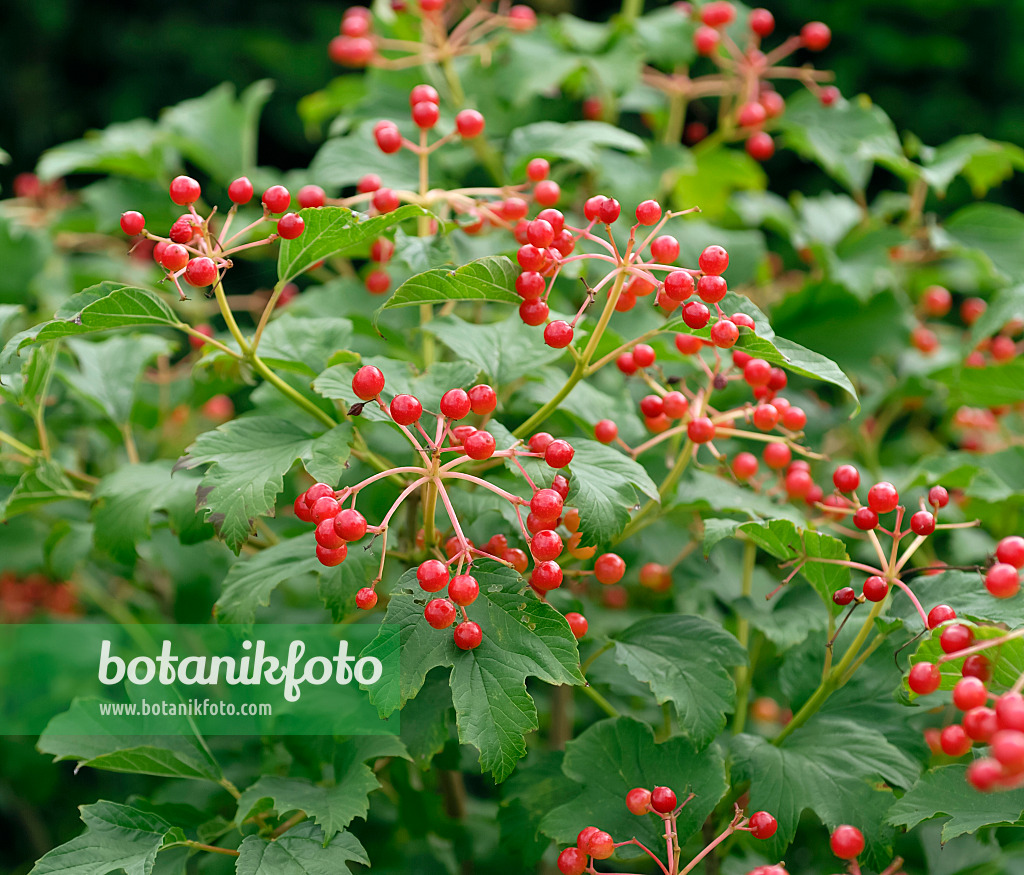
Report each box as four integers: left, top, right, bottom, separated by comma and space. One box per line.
211, 276, 251, 357
616, 439, 694, 543
620, 0, 644, 25
731, 540, 756, 735
423, 474, 438, 550
663, 89, 687, 147
773, 599, 886, 746
580, 641, 613, 675
182, 840, 239, 858
0, 430, 37, 458
248, 356, 336, 429
580, 683, 619, 718
512, 361, 585, 439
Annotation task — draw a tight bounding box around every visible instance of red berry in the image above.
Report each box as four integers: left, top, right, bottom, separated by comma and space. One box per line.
732, 451, 759, 480
632, 343, 656, 368
867, 481, 899, 513
908, 662, 941, 695
829, 825, 864, 860
992, 730, 1024, 772
964, 706, 999, 742
760, 90, 786, 119
557, 847, 587, 875
120, 210, 145, 236
184, 257, 217, 288
701, 1, 735, 27
910, 511, 936, 536
801, 21, 831, 51
526, 158, 550, 182
417, 559, 449, 593
927, 604, 956, 628
468, 384, 497, 414
743, 358, 772, 387
650, 786, 677, 813
328, 35, 374, 66
315, 517, 346, 549
967, 757, 1003, 791
355, 587, 378, 610
598, 198, 621, 224
529, 433, 555, 453
963, 654, 992, 682
169, 175, 201, 205
531, 488, 564, 522
531, 530, 563, 562
544, 320, 574, 349
953, 676, 988, 711
425, 598, 457, 629
625, 787, 651, 815
594, 553, 626, 585
635, 199, 662, 225
298, 185, 326, 208
687, 417, 716, 444
261, 185, 290, 214
940, 624, 974, 655
411, 101, 440, 129
594, 419, 619, 444
588, 831, 614, 860
565, 612, 588, 639
373, 188, 400, 213
334, 508, 367, 541
374, 122, 403, 154
357, 174, 381, 193
682, 301, 711, 330
651, 235, 680, 263
640, 395, 664, 418
986, 563, 1021, 599
699, 244, 729, 275
746, 132, 775, 161
694, 25, 721, 54
352, 365, 385, 400
316, 544, 348, 567
921, 285, 952, 317
390, 394, 423, 425
508, 4, 537, 29
545, 440, 574, 468
763, 442, 792, 470
455, 108, 485, 137
749, 8, 775, 36
228, 176, 254, 204
997, 692, 1024, 731
443, 574, 477, 607
534, 180, 560, 206
997, 536, 1024, 569
465, 430, 496, 460
531, 560, 563, 591
664, 271, 695, 301
748, 811, 778, 839
551, 474, 570, 501
752, 404, 779, 431
159, 243, 189, 272
862, 575, 888, 602
738, 101, 767, 128
277, 213, 305, 239
440, 388, 471, 419
939, 724, 972, 757
697, 275, 728, 303
453, 620, 483, 650
520, 300, 549, 326
710, 319, 739, 348
662, 391, 689, 419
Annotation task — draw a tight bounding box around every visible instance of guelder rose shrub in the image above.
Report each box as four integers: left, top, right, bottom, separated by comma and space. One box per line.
2, 0, 1024, 872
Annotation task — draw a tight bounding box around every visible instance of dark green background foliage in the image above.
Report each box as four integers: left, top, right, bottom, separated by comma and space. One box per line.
2, 0, 1023, 203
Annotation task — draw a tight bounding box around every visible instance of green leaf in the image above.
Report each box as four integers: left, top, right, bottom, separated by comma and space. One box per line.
0, 459, 81, 521
29, 801, 176, 875
309, 126, 421, 192
932, 358, 1024, 407
943, 203, 1024, 283
891, 570, 1024, 628
399, 668, 452, 771
256, 315, 353, 376
65, 335, 175, 425
920, 135, 1024, 196
379, 256, 520, 317
36, 120, 171, 182
363, 561, 583, 781
235, 823, 368, 875
733, 716, 921, 865
505, 122, 646, 173
1, 284, 183, 370
215, 534, 320, 623
161, 80, 272, 182
564, 439, 659, 547
91, 462, 212, 564
888, 764, 1024, 842
176, 417, 342, 554
673, 145, 766, 221
277, 205, 429, 285
907, 624, 1024, 698
969, 284, 1024, 346
611, 616, 746, 746
541, 717, 728, 858
425, 314, 562, 386
38, 700, 222, 781
635, 6, 697, 67
779, 92, 904, 193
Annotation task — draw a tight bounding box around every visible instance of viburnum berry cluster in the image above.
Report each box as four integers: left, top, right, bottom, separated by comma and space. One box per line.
329, 2, 536, 72
642, 1, 837, 157
292, 364, 602, 649
557, 785, 783, 875
119, 175, 306, 300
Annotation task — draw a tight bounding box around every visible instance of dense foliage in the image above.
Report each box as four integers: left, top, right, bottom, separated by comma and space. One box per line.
3, 1, 1024, 874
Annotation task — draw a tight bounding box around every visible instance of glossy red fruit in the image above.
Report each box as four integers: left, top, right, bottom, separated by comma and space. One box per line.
953, 676, 988, 711
594, 553, 626, 586
534, 180, 560, 206
557, 847, 587, 875
228, 176, 254, 204
120, 210, 145, 235
997, 536, 1024, 569
520, 299, 549, 326
749, 8, 775, 36
910, 511, 936, 536
732, 451, 759, 480
801, 21, 831, 51
315, 517, 346, 549
927, 604, 956, 628
662, 391, 689, 419
453, 621, 483, 650
682, 301, 711, 330
531, 488, 564, 522
455, 108, 485, 137
277, 213, 305, 239
697, 274, 728, 303
316, 544, 348, 566
565, 612, 588, 639
355, 587, 378, 610
352, 365, 385, 400
545, 440, 574, 468
262, 185, 291, 213
622, 787, 651, 816
467, 384, 497, 415
997, 692, 1024, 731
650, 786, 677, 813
417, 559, 449, 593
710, 318, 739, 348
374, 121, 403, 154
530, 560, 563, 591
598, 198, 621, 224
863, 575, 889, 602
169, 175, 201, 205
636, 199, 662, 225
425, 598, 457, 629
465, 430, 496, 460
908, 662, 941, 695
439, 388, 471, 420
531, 530, 564, 561
939, 724, 972, 757
986, 563, 1021, 598
184, 257, 217, 287
651, 234, 680, 263
967, 757, 1003, 791
390, 394, 423, 425
594, 419, 619, 444
829, 825, 864, 860
867, 481, 899, 513
694, 24, 721, 54
687, 417, 716, 443
588, 831, 615, 860
749, 811, 778, 839
852, 507, 878, 531
963, 706, 998, 742
544, 320, 574, 349
963, 654, 992, 682
940, 624, 974, 654
334, 508, 367, 541
664, 270, 695, 301
763, 442, 792, 470
746, 132, 775, 161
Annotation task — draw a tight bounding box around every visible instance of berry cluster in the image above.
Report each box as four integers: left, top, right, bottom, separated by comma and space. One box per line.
643, 2, 837, 156
329, 2, 536, 71
294, 364, 593, 649
0, 572, 77, 622
119, 175, 307, 300
557, 784, 780, 875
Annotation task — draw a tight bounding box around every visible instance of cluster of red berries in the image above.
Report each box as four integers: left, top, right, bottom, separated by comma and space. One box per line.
912, 285, 1021, 368
118, 175, 310, 300
820, 466, 949, 538
329, 2, 536, 69
0, 572, 77, 622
